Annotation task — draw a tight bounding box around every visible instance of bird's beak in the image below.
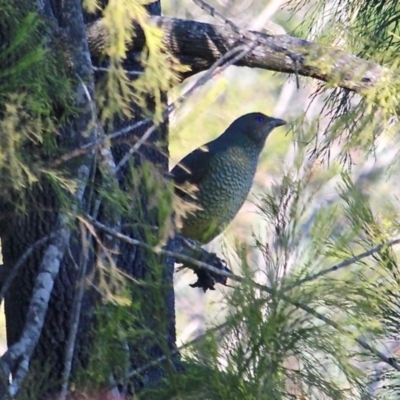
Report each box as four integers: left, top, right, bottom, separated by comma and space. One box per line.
270, 118, 286, 128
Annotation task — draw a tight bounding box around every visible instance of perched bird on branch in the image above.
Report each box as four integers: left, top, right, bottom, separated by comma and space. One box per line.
171, 112, 286, 244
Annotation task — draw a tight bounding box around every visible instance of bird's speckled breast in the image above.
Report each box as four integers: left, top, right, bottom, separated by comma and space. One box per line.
181, 145, 260, 243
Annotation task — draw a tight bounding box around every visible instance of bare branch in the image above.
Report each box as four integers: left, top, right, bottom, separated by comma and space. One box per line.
92, 66, 143, 76
87, 16, 390, 93
50, 118, 151, 167
1, 222, 73, 396
59, 238, 88, 400
84, 215, 226, 274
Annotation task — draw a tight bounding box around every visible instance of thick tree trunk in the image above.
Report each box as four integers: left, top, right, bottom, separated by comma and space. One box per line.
0, 0, 178, 396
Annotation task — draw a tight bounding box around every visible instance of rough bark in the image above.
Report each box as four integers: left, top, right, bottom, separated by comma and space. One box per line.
1, 0, 97, 392
0, 0, 177, 397
87, 16, 390, 93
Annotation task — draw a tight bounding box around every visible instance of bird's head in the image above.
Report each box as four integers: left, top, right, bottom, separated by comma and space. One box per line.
228, 112, 286, 146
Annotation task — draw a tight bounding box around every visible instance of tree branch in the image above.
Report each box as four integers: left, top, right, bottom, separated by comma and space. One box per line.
0, 221, 73, 396
87, 16, 390, 93
84, 214, 230, 291
84, 216, 400, 372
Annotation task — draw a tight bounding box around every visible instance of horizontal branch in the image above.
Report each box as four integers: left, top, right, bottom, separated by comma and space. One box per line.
87, 16, 390, 93
84, 214, 230, 291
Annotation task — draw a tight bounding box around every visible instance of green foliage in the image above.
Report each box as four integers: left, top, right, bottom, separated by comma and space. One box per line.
81, 302, 138, 387
81, 255, 175, 394
145, 164, 398, 399
0, 3, 73, 199
4, 0, 400, 399
165, 1, 400, 398
88, 0, 186, 123
128, 161, 175, 243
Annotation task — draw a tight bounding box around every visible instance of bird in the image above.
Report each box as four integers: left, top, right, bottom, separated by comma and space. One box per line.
171, 112, 286, 244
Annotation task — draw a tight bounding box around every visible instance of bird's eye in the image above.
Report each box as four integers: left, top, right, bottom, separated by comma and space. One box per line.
255, 115, 265, 123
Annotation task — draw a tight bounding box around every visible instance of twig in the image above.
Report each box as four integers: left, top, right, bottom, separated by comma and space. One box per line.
59, 236, 89, 400
114, 42, 256, 172
177, 44, 257, 105
282, 291, 400, 371
87, 213, 400, 293
192, 0, 302, 82
288, 237, 400, 289
92, 66, 143, 76
192, 0, 243, 36
60, 74, 121, 400
365, 340, 400, 397
85, 215, 229, 274
248, 0, 286, 32
50, 118, 151, 167
111, 321, 228, 389
86, 214, 400, 372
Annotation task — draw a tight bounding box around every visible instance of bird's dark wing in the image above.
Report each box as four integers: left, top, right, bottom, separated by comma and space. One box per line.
171, 147, 213, 197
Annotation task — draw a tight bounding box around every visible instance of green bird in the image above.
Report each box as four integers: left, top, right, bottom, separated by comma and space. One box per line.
171, 112, 286, 244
